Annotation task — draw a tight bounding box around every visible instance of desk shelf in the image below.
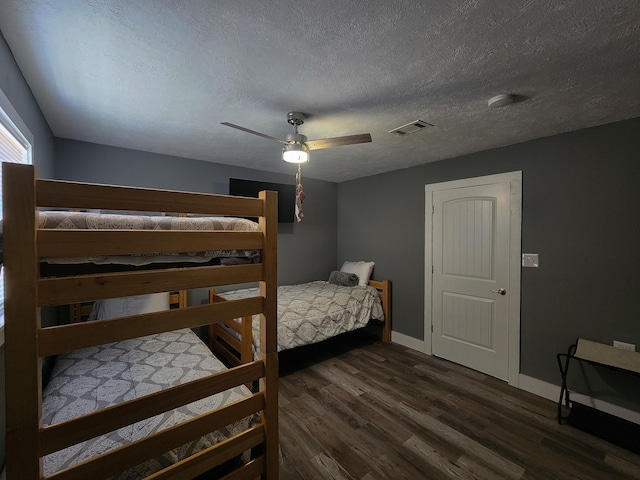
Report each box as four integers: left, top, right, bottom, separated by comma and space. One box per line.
557, 338, 640, 452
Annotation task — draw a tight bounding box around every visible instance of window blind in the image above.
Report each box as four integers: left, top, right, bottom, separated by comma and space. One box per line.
0, 116, 30, 204
1, 110, 31, 333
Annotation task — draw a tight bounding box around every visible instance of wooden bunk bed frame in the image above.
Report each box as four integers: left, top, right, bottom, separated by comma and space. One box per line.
209, 279, 392, 367
2, 163, 279, 479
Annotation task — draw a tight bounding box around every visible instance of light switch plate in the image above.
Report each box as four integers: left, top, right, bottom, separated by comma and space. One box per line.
522, 253, 539, 268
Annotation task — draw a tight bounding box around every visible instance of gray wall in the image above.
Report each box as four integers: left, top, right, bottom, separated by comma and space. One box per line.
54, 138, 339, 304
1, 31, 56, 470
338, 117, 640, 409
0, 35, 55, 179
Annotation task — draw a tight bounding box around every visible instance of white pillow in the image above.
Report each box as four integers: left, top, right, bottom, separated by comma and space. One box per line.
340, 261, 375, 287
91, 292, 170, 320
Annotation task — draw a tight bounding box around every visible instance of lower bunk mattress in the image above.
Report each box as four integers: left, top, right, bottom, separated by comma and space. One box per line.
41, 328, 257, 479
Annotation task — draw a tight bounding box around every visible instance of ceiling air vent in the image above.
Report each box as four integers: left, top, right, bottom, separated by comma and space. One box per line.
388, 120, 433, 136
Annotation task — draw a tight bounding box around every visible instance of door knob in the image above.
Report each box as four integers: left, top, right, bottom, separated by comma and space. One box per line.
490, 288, 507, 295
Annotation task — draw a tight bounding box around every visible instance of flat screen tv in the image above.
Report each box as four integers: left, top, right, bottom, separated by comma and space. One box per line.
229, 178, 296, 223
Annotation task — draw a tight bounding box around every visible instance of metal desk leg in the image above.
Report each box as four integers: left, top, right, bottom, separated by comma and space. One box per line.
557, 343, 577, 424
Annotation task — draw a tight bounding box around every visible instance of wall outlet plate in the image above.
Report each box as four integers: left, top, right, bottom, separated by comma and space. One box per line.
613, 340, 636, 352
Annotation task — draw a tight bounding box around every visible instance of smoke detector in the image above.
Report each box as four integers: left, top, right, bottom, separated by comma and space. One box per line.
488, 94, 516, 108
388, 119, 433, 136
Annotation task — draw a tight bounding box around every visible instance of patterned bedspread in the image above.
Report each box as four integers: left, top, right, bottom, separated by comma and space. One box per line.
42, 328, 256, 479
38, 211, 261, 265
221, 281, 385, 353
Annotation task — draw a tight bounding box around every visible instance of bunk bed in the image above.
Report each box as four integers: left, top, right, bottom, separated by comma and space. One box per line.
2, 163, 279, 479
209, 279, 391, 367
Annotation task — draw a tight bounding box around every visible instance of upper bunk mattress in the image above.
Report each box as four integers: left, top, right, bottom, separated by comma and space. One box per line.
38, 211, 261, 266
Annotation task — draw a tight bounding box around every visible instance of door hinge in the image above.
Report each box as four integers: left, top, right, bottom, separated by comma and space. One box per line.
432, 205, 435, 215
431, 324, 434, 333
432, 265, 434, 274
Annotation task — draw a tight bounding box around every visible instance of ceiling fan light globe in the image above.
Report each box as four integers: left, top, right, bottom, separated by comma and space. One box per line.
282, 143, 309, 163
282, 149, 309, 163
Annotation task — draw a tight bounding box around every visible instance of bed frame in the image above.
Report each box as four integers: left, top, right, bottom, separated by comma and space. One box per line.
209, 279, 392, 367
2, 163, 279, 479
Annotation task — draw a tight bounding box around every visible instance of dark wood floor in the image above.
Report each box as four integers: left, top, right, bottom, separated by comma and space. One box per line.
277, 332, 640, 480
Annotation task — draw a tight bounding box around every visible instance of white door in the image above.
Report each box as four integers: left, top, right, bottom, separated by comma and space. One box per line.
429, 178, 515, 381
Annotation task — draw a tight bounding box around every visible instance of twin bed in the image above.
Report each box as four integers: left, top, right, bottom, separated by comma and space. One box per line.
2, 163, 390, 479
209, 279, 391, 366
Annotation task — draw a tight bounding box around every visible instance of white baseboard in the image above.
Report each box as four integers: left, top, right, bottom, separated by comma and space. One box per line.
387, 340, 640, 426
518, 374, 561, 402
391, 330, 426, 353
519, 374, 640, 425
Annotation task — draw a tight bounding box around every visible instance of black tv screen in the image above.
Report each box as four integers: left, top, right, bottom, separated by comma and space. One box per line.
229, 178, 296, 223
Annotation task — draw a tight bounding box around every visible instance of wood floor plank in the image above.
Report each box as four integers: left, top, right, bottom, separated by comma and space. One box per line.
313, 452, 354, 480
397, 402, 525, 479
404, 435, 490, 480
456, 455, 524, 480
278, 331, 640, 479
605, 453, 640, 478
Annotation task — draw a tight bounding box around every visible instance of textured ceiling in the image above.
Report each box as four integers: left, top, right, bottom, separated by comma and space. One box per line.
1, 1, 640, 182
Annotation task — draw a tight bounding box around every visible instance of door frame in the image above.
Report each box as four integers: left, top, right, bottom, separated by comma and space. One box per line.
424, 171, 522, 386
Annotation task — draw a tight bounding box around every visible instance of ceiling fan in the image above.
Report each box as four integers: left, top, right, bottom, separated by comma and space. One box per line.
221, 111, 372, 164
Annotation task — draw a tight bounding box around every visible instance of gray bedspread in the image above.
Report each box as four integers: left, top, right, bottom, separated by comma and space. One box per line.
221, 280, 385, 354
42, 328, 256, 479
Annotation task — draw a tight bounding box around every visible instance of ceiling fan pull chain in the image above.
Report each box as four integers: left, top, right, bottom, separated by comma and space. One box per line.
295, 164, 305, 222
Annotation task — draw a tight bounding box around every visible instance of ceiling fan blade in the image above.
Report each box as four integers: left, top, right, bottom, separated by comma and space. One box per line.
306, 133, 372, 151
221, 122, 288, 145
